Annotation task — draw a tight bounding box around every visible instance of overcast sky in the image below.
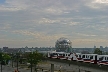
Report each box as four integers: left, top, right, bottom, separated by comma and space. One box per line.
0, 0, 108, 48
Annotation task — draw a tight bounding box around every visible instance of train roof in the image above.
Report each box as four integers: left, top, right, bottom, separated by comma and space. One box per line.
49, 51, 65, 53
98, 55, 108, 57
82, 54, 98, 55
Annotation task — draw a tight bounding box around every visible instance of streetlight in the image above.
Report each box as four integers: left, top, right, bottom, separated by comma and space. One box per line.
31, 55, 32, 72
16, 53, 19, 71
31, 49, 33, 72
0, 54, 4, 72
11, 53, 13, 67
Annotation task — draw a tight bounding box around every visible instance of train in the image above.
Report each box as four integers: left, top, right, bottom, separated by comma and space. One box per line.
47, 51, 108, 66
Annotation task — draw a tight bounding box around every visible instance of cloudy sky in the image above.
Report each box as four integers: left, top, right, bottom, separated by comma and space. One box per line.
0, 0, 108, 48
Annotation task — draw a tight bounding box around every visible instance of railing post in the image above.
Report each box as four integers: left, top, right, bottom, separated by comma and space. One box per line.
79, 66, 80, 72
51, 64, 54, 72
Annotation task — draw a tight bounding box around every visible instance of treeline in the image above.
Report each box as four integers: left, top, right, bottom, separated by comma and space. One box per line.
0, 51, 46, 72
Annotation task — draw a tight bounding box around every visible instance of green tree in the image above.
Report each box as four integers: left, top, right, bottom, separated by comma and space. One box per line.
27, 51, 43, 72
102, 52, 108, 55
0, 53, 11, 65
3, 53, 11, 64
94, 48, 102, 55
0, 53, 3, 62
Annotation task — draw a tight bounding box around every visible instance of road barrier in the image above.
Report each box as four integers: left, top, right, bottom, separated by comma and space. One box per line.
47, 58, 108, 71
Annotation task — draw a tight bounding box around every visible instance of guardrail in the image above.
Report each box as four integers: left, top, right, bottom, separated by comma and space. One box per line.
46, 58, 108, 71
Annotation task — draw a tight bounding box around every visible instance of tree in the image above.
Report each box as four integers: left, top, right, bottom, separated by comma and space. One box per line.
3, 53, 11, 64
0, 53, 11, 65
102, 52, 108, 55
94, 48, 102, 55
27, 51, 43, 72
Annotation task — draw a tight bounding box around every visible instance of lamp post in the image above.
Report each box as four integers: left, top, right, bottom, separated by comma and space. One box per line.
16, 53, 19, 71
11, 53, 13, 67
31, 56, 32, 72
31, 50, 33, 72
1, 54, 4, 72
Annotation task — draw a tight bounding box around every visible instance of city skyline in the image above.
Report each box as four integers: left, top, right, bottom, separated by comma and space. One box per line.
0, 0, 108, 48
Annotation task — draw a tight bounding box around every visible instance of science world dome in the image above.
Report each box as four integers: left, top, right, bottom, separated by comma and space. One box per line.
55, 37, 72, 52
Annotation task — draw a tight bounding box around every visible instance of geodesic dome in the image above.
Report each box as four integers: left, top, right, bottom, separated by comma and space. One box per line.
55, 37, 72, 52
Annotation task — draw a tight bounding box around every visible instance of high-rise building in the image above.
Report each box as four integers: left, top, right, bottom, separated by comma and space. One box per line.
105, 46, 108, 51
94, 45, 96, 48
100, 46, 103, 51
93, 45, 96, 52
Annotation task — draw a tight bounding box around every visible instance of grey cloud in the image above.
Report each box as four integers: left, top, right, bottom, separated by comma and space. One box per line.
0, 0, 108, 47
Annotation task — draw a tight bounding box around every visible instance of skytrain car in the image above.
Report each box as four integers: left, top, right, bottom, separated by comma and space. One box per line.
57, 52, 65, 59
98, 55, 108, 66
89, 54, 98, 64
60, 53, 71, 60
67, 53, 73, 61
76, 53, 83, 62
82, 54, 91, 63
73, 53, 84, 61
47, 51, 108, 66
47, 51, 65, 59
47, 51, 58, 58
67, 53, 82, 61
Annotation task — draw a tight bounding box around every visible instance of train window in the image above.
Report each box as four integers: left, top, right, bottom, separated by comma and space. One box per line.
95, 55, 97, 60
88, 56, 89, 58
59, 54, 62, 56
86, 55, 88, 58
50, 54, 53, 56
79, 55, 81, 58
82, 55, 85, 58
53, 53, 57, 55
107, 57, 108, 60
90, 56, 93, 59
105, 57, 106, 60
76, 55, 78, 57
68, 54, 70, 56
63, 54, 65, 56
99, 57, 104, 61
51, 53, 57, 56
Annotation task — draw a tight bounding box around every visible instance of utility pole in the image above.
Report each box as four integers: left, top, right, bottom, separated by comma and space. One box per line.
0, 53, 3, 72
31, 49, 33, 72
11, 53, 13, 67
1, 60, 2, 72
31, 56, 32, 72
16, 53, 19, 71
